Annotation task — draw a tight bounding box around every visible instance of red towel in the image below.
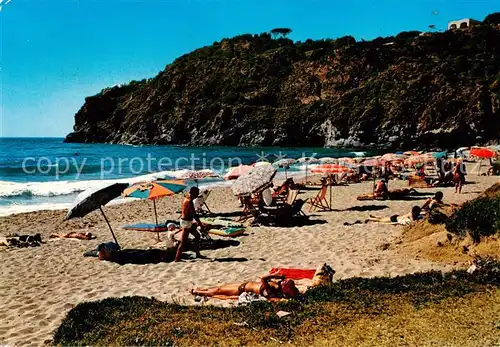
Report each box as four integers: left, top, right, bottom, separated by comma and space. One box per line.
269, 268, 316, 280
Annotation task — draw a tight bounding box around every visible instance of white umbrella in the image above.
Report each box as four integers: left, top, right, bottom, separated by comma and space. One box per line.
254, 161, 272, 167
319, 157, 338, 164
231, 165, 277, 196
273, 158, 296, 179
273, 158, 296, 167
297, 157, 319, 184
297, 157, 320, 164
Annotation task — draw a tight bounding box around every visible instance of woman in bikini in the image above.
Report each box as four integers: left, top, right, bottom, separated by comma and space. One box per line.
191, 274, 300, 299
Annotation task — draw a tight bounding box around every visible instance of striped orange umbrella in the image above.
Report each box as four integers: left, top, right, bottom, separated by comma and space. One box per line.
122, 180, 187, 239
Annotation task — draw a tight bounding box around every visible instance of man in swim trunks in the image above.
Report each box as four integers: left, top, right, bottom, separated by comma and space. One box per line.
175, 186, 206, 262
365, 206, 423, 225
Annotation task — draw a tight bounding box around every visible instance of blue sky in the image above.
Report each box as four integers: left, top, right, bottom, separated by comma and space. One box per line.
1, 0, 498, 137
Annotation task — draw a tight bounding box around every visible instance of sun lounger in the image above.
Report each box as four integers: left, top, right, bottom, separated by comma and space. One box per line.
238, 196, 260, 222
308, 184, 330, 211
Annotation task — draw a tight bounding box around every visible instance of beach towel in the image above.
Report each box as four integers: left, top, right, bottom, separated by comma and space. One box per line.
201, 217, 243, 228
208, 227, 245, 238
269, 268, 316, 280
122, 223, 170, 232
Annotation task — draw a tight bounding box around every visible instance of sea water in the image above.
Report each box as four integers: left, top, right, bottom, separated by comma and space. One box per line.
0, 137, 371, 216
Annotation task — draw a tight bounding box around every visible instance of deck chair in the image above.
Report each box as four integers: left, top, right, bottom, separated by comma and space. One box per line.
280, 189, 307, 216
194, 190, 212, 215
238, 196, 260, 222
308, 184, 330, 212
408, 175, 432, 188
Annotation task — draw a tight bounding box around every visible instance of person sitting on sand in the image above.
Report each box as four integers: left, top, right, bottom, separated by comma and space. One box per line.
374, 179, 389, 199
191, 274, 300, 300
420, 191, 444, 212
50, 232, 95, 240
175, 187, 206, 262
365, 206, 423, 225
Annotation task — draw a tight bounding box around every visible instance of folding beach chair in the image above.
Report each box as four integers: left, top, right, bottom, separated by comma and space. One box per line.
277, 189, 307, 216
408, 175, 432, 188
238, 196, 260, 222
194, 190, 212, 215
308, 184, 330, 212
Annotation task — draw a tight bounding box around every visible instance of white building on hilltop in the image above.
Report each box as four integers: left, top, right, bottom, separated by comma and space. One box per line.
447, 18, 481, 30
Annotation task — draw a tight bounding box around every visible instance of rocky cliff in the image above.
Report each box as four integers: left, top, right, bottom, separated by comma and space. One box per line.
65, 23, 500, 149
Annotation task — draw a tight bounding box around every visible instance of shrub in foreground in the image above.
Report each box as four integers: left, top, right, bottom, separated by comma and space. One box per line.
446, 195, 500, 243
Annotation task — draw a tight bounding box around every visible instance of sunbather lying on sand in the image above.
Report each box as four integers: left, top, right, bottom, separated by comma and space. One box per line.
50, 232, 95, 240
365, 206, 423, 225
191, 274, 300, 300
357, 188, 418, 201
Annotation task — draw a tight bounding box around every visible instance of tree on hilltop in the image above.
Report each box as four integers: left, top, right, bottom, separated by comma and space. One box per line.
270, 28, 293, 39
484, 12, 500, 25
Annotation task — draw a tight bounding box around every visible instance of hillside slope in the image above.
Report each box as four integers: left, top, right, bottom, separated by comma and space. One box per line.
65, 25, 500, 149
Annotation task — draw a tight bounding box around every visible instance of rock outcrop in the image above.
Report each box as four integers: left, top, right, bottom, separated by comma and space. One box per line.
65, 23, 500, 149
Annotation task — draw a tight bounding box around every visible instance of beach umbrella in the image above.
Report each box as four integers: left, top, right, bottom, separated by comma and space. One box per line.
338, 157, 357, 164
273, 158, 296, 179
403, 151, 420, 156
180, 170, 218, 180
297, 157, 320, 163
297, 157, 320, 184
224, 165, 253, 180
405, 155, 435, 166
273, 158, 296, 167
381, 153, 405, 161
311, 164, 353, 208
470, 147, 496, 159
231, 164, 277, 196
319, 157, 338, 164
65, 182, 129, 248
361, 158, 386, 167
253, 161, 272, 167
122, 180, 187, 240
470, 147, 497, 175
310, 164, 352, 174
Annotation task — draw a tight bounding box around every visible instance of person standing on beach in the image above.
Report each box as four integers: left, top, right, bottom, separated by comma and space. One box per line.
175, 187, 206, 262
453, 159, 466, 194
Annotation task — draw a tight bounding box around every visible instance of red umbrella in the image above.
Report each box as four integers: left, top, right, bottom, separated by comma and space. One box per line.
310, 164, 353, 174
470, 147, 496, 159
361, 158, 386, 167
310, 164, 353, 209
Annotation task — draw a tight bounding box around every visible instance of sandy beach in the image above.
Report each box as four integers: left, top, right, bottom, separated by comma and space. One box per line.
0, 174, 498, 346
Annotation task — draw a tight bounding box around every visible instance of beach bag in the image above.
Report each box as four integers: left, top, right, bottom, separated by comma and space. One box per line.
312, 263, 336, 287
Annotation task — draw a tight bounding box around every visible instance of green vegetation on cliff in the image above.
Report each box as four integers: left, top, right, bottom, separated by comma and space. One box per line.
66, 14, 500, 149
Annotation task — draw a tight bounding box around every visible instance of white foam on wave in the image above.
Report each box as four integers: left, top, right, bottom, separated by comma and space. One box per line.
351, 151, 366, 157
0, 202, 72, 217
0, 169, 230, 216
0, 170, 189, 198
